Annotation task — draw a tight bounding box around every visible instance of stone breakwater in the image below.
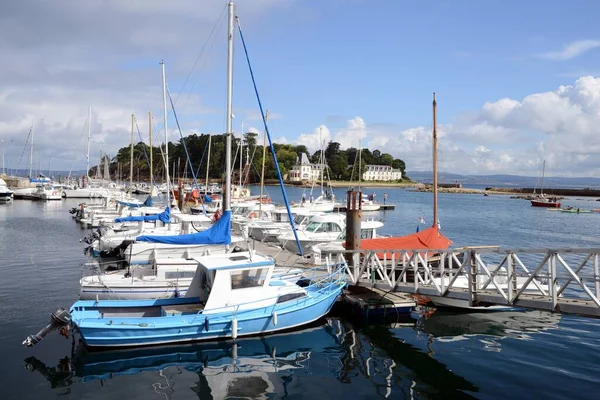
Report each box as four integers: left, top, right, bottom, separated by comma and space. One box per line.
414, 186, 515, 195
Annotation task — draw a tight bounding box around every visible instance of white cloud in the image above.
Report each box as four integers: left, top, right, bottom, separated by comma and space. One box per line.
540, 39, 600, 61
294, 125, 331, 152
295, 76, 600, 177
0, 1, 298, 172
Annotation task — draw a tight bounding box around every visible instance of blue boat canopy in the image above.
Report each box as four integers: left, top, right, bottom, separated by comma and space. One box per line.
204, 195, 213, 203
135, 210, 231, 245
115, 207, 171, 223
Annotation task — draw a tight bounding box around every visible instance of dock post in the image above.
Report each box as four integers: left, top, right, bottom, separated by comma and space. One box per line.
346, 190, 362, 268
178, 180, 184, 210
468, 249, 477, 307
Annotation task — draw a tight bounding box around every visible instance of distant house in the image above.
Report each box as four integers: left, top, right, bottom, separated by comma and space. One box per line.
363, 165, 402, 181
288, 153, 327, 182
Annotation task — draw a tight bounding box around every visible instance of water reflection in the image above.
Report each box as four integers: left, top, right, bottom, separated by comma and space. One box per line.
416, 309, 561, 343
25, 318, 484, 399
25, 323, 330, 399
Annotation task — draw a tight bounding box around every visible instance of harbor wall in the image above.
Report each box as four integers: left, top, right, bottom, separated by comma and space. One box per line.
485, 187, 600, 197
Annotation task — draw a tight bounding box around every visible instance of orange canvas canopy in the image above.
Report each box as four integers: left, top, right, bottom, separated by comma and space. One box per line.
353, 227, 452, 258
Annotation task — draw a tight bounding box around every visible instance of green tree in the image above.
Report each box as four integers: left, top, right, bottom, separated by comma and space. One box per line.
325, 141, 341, 161
329, 153, 349, 180
379, 153, 394, 166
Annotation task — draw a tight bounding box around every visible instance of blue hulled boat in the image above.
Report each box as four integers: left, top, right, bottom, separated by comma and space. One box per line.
67, 250, 345, 347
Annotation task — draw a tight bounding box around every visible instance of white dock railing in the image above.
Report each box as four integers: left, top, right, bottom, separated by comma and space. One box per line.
320, 247, 600, 317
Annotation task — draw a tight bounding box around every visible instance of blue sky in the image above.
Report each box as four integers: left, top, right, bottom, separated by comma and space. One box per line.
1, 0, 600, 176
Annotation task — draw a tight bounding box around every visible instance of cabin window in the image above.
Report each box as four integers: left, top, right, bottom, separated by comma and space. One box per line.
293, 215, 305, 224
231, 268, 268, 290
277, 292, 306, 303
165, 271, 196, 280
305, 222, 321, 232
361, 229, 373, 239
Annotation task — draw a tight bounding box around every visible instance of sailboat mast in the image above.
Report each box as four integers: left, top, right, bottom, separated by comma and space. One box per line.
224, 0, 234, 212
129, 114, 134, 196
239, 120, 243, 188
432, 92, 438, 229
319, 126, 324, 193
149, 111, 154, 195
29, 120, 35, 178
541, 160, 546, 197
259, 110, 269, 214
358, 139, 362, 191
86, 106, 91, 178
205, 133, 212, 190
161, 60, 170, 204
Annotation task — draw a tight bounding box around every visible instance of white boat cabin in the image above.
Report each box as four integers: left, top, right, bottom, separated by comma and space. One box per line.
185, 252, 306, 314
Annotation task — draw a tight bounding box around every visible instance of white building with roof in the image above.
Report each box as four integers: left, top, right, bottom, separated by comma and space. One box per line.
363, 165, 402, 181
288, 153, 327, 182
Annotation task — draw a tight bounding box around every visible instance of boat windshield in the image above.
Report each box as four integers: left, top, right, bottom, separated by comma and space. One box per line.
305, 222, 322, 232
293, 214, 306, 225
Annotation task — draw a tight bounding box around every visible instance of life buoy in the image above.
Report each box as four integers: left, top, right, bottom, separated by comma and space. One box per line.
192, 188, 199, 199
248, 211, 257, 219
213, 209, 222, 222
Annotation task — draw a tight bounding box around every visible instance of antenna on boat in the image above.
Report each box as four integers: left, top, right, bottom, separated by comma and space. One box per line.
432, 92, 438, 229
86, 106, 91, 180
224, 0, 234, 213
129, 114, 134, 197
161, 60, 170, 207
259, 110, 269, 215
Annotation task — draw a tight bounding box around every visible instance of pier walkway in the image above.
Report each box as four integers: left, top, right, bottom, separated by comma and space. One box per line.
316, 246, 600, 317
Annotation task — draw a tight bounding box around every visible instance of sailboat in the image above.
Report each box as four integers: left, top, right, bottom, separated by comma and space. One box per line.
23, 1, 345, 349
355, 93, 453, 259
63, 107, 112, 199
292, 128, 335, 212
530, 160, 561, 208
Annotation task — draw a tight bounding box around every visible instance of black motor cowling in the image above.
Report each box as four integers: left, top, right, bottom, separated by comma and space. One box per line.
22, 308, 72, 347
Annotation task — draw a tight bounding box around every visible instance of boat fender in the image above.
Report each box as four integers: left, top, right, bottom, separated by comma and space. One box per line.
231, 317, 238, 340
204, 316, 210, 332
232, 343, 238, 359
272, 311, 278, 326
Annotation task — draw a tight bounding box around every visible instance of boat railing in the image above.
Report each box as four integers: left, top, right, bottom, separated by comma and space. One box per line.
80, 260, 130, 281
191, 263, 347, 322
317, 246, 600, 317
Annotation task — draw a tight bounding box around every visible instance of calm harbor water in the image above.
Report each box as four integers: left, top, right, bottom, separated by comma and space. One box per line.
1, 186, 599, 399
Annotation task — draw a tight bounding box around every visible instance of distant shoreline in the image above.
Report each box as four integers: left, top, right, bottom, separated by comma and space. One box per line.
262, 180, 418, 188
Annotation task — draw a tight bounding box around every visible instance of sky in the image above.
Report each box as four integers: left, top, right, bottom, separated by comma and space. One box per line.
1, 0, 600, 177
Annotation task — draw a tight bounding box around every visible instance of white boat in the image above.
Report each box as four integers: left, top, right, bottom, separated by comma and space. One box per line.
278, 213, 346, 254
0, 178, 13, 202
31, 183, 62, 201
292, 194, 335, 213
12, 186, 37, 199
307, 219, 385, 258
230, 201, 276, 235
79, 257, 307, 300
122, 234, 247, 265
89, 209, 212, 255
360, 197, 380, 211
62, 186, 112, 199
248, 208, 316, 242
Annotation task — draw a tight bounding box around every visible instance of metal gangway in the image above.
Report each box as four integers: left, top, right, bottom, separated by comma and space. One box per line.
318, 247, 600, 317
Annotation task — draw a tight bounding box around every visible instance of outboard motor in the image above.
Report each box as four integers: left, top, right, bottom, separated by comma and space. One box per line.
22, 308, 72, 347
